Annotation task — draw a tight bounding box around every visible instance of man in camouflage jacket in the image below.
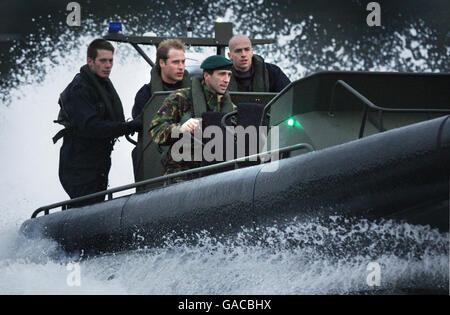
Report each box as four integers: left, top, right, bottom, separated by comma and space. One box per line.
149, 55, 235, 179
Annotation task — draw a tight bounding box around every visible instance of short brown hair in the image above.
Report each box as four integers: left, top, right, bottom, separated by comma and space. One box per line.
156, 39, 186, 66
87, 39, 115, 60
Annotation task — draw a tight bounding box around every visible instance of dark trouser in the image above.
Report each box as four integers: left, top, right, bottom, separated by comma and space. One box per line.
60, 169, 109, 208
132, 146, 138, 181
131, 139, 143, 182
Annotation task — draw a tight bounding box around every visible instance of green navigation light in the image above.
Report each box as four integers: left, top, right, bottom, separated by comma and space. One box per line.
286, 118, 304, 129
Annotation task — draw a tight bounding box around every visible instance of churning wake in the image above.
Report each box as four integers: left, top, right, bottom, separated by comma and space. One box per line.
0, 216, 448, 294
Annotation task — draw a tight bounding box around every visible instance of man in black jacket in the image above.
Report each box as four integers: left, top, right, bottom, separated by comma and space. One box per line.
227, 34, 291, 92
56, 39, 141, 207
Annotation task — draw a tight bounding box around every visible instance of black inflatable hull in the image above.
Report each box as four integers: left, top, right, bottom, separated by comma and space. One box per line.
20, 115, 450, 255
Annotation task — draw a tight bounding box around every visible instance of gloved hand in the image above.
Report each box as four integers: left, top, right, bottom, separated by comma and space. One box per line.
125, 118, 142, 135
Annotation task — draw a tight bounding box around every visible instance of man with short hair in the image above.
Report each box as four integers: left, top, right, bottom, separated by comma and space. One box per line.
149, 55, 235, 177
56, 38, 141, 207
132, 39, 190, 120
131, 39, 191, 175
227, 34, 290, 92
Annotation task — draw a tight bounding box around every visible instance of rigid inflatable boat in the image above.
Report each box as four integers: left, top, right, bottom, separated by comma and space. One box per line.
20, 23, 450, 256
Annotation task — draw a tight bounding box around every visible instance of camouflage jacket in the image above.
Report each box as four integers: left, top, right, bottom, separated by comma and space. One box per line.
149, 80, 235, 177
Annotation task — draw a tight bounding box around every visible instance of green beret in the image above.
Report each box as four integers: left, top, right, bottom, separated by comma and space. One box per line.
200, 55, 233, 71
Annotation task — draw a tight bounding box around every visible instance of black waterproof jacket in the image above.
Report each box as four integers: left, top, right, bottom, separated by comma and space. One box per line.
58, 68, 130, 186
228, 55, 291, 93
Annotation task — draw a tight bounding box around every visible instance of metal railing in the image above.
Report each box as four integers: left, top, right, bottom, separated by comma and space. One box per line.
31, 142, 314, 218
330, 80, 450, 139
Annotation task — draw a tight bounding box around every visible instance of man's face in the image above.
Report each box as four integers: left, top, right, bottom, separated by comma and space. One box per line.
87, 49, 113, 78
160, 48, 186, 84
228, 37, 253, 72
204, 69, 232, 95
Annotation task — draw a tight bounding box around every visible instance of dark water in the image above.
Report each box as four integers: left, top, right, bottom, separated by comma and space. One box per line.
1, 0, 449, 104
